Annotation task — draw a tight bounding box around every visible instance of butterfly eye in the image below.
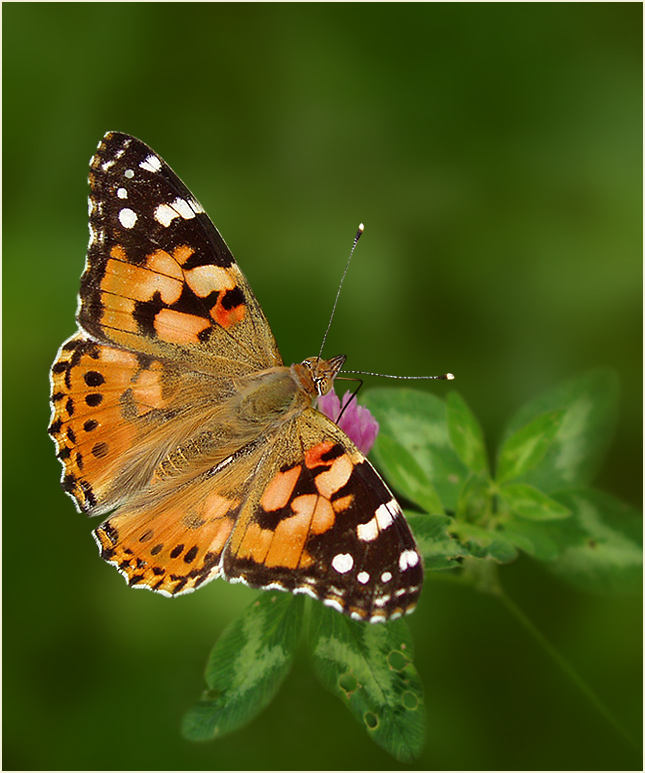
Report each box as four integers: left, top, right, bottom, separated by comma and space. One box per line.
315, 376, 332, 396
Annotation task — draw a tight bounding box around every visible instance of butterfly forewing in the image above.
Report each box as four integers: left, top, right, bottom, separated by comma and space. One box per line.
82, 132, 281, 373
223, 409, 423, 621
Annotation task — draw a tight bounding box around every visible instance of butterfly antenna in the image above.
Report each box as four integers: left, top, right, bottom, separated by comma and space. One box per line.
318, 223, 364, 359
342, 370, 455, 380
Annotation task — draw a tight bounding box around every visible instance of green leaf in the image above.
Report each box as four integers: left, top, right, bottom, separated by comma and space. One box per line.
500, 483, 571, 521
363, 388, 469, 512
182, 592, 303, 741
372, 433, 444, 515
456, 523, 518, 564
498, 516, 562, 561
406, 513, 472, 570
501, 370, 619, 493
537, 488, 643, 594
496, 409, 565, 484
308, 604, 425, 762
455, 471, 492, 524
446, 391, 489, 474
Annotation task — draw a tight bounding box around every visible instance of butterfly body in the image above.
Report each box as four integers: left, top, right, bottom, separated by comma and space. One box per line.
49, 132, 423, 622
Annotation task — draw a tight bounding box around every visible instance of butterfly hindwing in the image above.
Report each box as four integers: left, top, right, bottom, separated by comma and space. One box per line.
49, 332, 179, 514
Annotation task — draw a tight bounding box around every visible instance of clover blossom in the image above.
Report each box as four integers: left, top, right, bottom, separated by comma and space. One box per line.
317, 389, 379, 455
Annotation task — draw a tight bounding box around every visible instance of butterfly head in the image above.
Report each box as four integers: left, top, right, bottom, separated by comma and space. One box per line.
301, 355, 346, 396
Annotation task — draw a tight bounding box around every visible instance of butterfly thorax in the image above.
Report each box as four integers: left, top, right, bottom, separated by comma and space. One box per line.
149, 356, 345, 487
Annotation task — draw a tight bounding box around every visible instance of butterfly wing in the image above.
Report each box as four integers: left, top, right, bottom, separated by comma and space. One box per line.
50, 132, 280, 515
223, 408, 424, 621
92, 407, 423, 620
81, 131, 281, 373
92, 436, 271, 596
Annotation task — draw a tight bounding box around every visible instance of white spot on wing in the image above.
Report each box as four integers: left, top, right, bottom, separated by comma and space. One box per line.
261, 582, 286, 592
381, 571, 392, 583
124, 168, 134, 179
331, 553, 353, 574
118, 208, 137, 229
357, 499, 399, 542
117, 187, 128, 199
171, 197, 196, 219
375, 500, 398, 530
140, 154, 162, 173
155, 203, 178, 227
293, 585, 318, 600
357, 571, 370, 585
357, 518, 378, 542
323, 598, 344, 613
399, 549, 420, 571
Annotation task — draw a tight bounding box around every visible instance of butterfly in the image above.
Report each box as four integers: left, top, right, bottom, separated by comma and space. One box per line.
49, 132, 424, 622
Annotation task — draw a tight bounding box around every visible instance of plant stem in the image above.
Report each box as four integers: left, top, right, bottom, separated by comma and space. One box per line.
498, 588, 638, 752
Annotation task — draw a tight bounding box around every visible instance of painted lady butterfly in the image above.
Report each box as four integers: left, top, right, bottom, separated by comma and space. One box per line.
49, 132, 425, 622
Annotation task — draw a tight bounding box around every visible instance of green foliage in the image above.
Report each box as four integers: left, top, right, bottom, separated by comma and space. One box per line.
184, 370, 641, 760
365, 389, 469, 511
365, 369, 641, 587
539, 488, 643, 594
500, 370, 620, 493
446, 391, 489, 475
308, 603, 425, 762
182, 592, 303, 741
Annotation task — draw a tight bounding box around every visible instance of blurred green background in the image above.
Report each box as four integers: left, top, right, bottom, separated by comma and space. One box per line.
3, 3, 641, 770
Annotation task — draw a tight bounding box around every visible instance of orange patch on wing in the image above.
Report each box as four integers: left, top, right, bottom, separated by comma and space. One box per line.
99, 346, 138, 368
333, 494, 354, 512
185, 265, 235, 298
206, 515, 235, 550
102, 258, 183, 305
109, 244, 127, 262
145, 249, 183, 280
304, 441, 335, 469
260, 466, 301, 511
212, 300, 245, 329
100, 295, 138, 333
237, 522, 273, 563
153, 308, 211, 343
315, 454, 353, 498
264, 503, 312, 569
309, 496, 336, 534
173, 244, 195, 265
131, 361, 166, 408
203, 493, 236, 520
